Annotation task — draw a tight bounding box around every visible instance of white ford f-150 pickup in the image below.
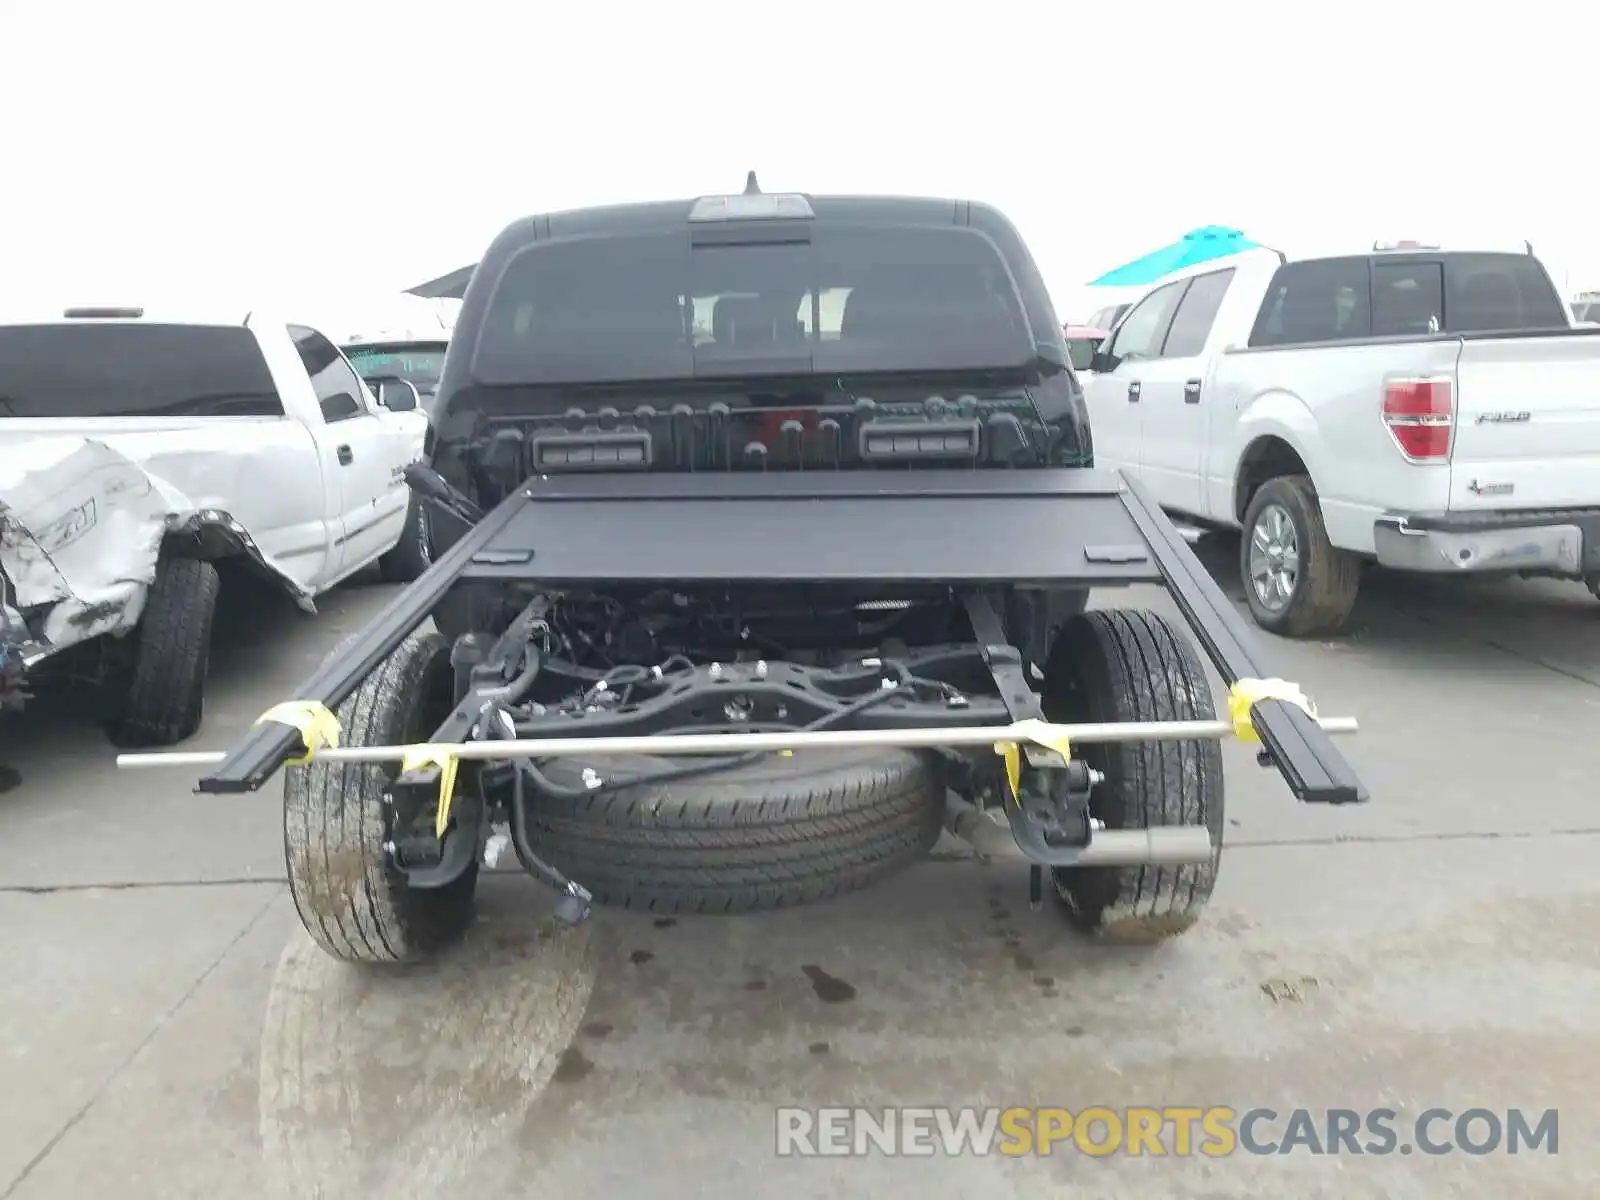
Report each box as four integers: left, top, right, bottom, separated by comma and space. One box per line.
1083, 245, 1600, 635
0, 306, 433, 745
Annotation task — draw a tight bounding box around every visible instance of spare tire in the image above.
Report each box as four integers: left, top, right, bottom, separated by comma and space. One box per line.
525, 747, 945, 913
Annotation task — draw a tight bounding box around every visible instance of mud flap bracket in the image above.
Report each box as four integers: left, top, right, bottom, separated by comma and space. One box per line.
960, 592, 1094, 858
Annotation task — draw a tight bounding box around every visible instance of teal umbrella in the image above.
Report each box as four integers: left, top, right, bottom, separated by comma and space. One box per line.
1088, 226, 1260, 287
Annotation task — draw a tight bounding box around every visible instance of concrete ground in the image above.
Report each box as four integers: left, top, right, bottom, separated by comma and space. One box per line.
1, 548, 1597, 1199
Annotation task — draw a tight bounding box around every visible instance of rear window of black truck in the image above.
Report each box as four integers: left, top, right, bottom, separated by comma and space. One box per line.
469, 224, 1039, 385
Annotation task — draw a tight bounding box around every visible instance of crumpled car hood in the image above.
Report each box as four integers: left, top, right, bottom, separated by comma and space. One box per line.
0, 436, 312, 669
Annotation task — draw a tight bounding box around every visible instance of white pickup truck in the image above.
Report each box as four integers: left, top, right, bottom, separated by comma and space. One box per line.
1083, 245, 1600, 635
0, 306, 432, 746
335, 296, 458, 414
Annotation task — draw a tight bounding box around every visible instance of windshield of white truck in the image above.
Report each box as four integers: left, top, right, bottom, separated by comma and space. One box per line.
471, 224, 1038, 385
0, 324, 283, 418
344, 343, 448, 396
1249, 252, 1570, 346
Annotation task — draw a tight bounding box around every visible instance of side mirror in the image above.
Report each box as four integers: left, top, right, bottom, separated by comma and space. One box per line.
1089, 348, 1117, 374
1064, 338, 1098, 372
373, 377, 421, 412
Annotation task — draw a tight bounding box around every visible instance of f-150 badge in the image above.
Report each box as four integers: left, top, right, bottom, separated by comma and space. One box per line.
1474, 410, 1531, 424
1468, 480, 1515, 496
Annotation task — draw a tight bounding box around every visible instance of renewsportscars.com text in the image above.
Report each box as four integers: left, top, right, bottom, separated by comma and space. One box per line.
775, 1106, 1559, 1158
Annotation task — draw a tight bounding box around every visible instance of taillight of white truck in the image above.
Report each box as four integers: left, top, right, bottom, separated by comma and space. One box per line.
1382, 376, 1454, 463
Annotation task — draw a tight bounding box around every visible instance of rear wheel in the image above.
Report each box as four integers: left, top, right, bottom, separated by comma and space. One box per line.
1240, 475, 1361, 637
1041, 608, 1224, 943
283, 631, 477, 964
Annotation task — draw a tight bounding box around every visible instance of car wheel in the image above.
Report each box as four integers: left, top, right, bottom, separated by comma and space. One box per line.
105, 556, 220, 748
283, 631, 477, 964
1239, 475, 1361, 637
1040, 608, 1224, 943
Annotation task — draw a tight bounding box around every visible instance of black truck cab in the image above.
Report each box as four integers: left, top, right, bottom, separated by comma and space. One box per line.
425, 187, 1094, 531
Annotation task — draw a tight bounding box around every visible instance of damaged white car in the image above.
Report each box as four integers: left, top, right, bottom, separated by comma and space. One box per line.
0, 305, 431, 746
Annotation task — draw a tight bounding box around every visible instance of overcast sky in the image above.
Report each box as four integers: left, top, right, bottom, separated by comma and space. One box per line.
1, 0, 1591, 323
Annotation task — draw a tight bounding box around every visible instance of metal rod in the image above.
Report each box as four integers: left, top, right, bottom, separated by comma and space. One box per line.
116, 715, 1359, 771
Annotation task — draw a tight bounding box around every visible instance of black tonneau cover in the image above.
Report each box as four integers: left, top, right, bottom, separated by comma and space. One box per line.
461, 470, 1161, 586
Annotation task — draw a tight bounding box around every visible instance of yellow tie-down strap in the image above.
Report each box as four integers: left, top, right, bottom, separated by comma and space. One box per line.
398, 746, 461, 840
992, 680, 1318, 794
1227, 677, 1317, 744
255, 701, 341, 766
993, 718, 1074, 801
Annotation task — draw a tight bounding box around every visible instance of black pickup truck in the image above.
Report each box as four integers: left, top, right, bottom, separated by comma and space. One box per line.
142, 176, 1367, 967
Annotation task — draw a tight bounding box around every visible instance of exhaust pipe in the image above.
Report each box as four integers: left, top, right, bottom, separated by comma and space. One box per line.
944, 797, 1214, 867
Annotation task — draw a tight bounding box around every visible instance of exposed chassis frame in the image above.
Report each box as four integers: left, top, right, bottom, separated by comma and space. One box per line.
190, 468, 1368, 819
500, 651, 1016, 739
381, 600, 1105, 892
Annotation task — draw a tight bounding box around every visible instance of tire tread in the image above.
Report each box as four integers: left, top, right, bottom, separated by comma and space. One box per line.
108, 557, 221, 747
1043, 608, 1224, 942
283, 631, 475, 964
530, 748, 944, 913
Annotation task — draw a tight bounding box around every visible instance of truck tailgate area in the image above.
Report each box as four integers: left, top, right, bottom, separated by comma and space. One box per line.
1449, 334, 1600, 511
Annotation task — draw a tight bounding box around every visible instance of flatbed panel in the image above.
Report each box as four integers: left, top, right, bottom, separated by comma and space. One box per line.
462, 468, 1162, 586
